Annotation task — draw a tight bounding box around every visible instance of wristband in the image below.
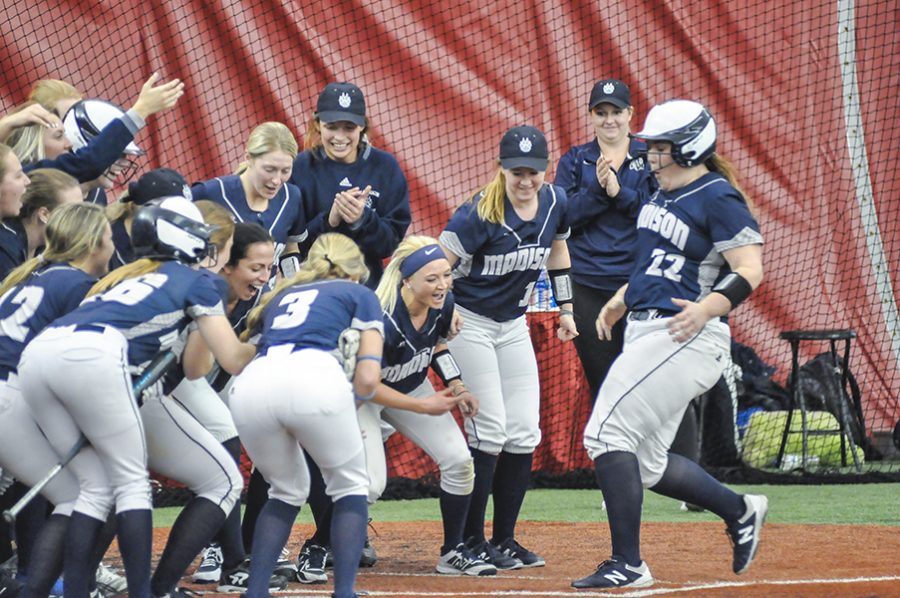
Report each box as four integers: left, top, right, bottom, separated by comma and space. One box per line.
279, 252, 302, 278
559, 308, 575, 318
712, 272, 753, 308
432, 349, 462, 385
357, 355, 382, 363
548, 268, 574, 303
355, 389, 376, 401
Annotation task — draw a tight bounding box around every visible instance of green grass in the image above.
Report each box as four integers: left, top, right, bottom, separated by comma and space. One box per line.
153, 483, 900, 528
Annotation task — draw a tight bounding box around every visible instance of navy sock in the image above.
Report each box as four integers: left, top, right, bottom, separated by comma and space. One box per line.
650, 453, 745, 521
14, 487, 49, 576
305, 452, 333, 546
87, 512, 117, 593
241, 468, 269, 552
330, 495, 367, 598
593, 452, 643, 566
462, 449, 497, 543
151, 498, 226, 596
22, 513, 67, 598
247, 499, 298, 598
439, 490, 470, 552
63, 512, 105, 598
490, 451, 533, 543
116, 509, 152, 598
215, 437, 246, 568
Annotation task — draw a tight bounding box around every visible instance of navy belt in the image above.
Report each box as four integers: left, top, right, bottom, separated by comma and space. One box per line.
627, 309, 676, 321
74, 323, 107, 334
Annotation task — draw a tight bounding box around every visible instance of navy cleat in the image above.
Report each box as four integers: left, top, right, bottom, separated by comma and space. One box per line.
571, 558, 654, 589
727, 494, 768, 574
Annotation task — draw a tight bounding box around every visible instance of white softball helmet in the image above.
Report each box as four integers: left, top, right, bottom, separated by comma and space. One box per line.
131, 196, 215, 264
636, 100, 717, 167
63, 99, 144, 155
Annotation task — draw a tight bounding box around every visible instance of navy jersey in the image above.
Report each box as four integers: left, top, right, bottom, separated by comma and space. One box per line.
254, 279, 383, 365
555, 138, 657, 290
53, 261, 225, 370
0, 220, 27, 281
381, 291, 455, 394
0, 264, 96, 378
85, 187, 108, 206
624, 172, 763, 313
290, 145, 411, 288
26, 112, 143, 183
191, 175, 307, 267
109, 218, 134, 271
440, 184, 570, 322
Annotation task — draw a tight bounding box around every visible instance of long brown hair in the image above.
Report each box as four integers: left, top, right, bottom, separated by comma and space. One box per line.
706, 154, 755, 214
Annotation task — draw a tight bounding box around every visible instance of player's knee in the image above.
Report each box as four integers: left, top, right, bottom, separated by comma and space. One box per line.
638, 460, 666, 488
584, 434, 637, 461
439, 456, 474, 495
77, 484, 115, 521
113, 477, 153, 512
323, 460, 369, 503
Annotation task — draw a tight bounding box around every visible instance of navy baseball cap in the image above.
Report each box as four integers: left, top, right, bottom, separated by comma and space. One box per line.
589, 79, 631, 110
316, 82, 366, 127
127, 168, 191, 205
499, 125, 549, 172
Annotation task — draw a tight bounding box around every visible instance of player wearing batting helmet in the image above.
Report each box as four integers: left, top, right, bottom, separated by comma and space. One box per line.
574, 100, 766, 589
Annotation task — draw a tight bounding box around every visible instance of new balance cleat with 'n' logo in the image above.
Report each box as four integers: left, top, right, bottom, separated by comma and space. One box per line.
436, 544, 498, 576
727, 494, 768, 574
571, 558, 654, 589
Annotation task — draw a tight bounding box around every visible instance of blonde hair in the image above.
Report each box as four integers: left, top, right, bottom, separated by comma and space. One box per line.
6, 103, 46, 165
0, 203, 108, 295
106, 197, 140, 224
0, 143, 13, 180
242, 233, 368, 340
235, 122, 299, 175
19, 168, 79, 221
375, 235, 438, 315
28, 80, 82, 115
195, 200, 236, 252
467, 166, 507, 224
707, 154, 756, 215
88, 259, 162, 297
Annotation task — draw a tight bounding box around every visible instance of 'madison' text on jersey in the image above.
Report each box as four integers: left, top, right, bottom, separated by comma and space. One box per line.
624, 173, 762, 313
440, 184, 569, 322
254, 279, 383, 367
381, 291, 454, 394
0, 265, 96, 378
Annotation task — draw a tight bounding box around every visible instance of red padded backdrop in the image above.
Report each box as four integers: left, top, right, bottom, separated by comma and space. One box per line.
2, 0, 896, 478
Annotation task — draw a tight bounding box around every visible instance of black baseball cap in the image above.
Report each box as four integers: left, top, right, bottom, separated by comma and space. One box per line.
316, 82, 366, 127
499, 125, 549, 172
127, 168, 191, 205
589, 79, 631, 110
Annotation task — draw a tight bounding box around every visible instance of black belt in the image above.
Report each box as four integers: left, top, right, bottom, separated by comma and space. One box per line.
627, 309, 676, 321
74, 323, 107, 333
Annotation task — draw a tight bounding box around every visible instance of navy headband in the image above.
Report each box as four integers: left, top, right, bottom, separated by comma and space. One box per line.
400, 244, 446, 278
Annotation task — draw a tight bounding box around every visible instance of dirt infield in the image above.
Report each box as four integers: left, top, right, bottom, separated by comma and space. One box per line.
137, 520, 900, 597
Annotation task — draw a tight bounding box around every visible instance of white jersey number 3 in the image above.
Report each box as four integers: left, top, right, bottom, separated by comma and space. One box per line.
645, 249, 684, 282
272, 289, 319, 329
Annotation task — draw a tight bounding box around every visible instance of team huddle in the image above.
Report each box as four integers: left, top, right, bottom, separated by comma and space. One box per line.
0, 75, 767, 598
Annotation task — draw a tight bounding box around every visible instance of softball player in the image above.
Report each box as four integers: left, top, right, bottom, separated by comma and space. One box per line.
439, 125, 577, 569
573, 100, 767, 589
0, 143, 31, 280
229, 233, 382, 598
289, 82, 411, 289
555, 79, 656, 401
0, 203, 113, 597
18, 197, 256, 598
191, 121, 306, 278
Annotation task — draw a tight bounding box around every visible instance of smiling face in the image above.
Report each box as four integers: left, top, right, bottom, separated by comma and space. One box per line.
404, 258, 453, 312
591, 103, 633, 145
222, 240, 275, 301
646, 140, 680, 190
503, 167, 545, 204
0, 152, 30, 218
42, 117, 71, 159
320, 120, 363, 163
242, 150, 293, 202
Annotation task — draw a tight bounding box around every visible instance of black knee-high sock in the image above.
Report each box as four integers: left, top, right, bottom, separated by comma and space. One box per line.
247, 499, 298, 597
594, 452, 643, 567
151, 498, 226, 596
22, 513, 67, 598
64, 512, 105, 598
116, 509, 152, 598
462, 449, 498, 543
650, 453, 744, 521
87, 512, 117, 591
215, 437, 246, 568
241, 468, 269, 552
490, 451, 533, 543
14, 486, 49, 576
305, 452, 333, 546
439, 490, 470, 552
330, 495, 367, 598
